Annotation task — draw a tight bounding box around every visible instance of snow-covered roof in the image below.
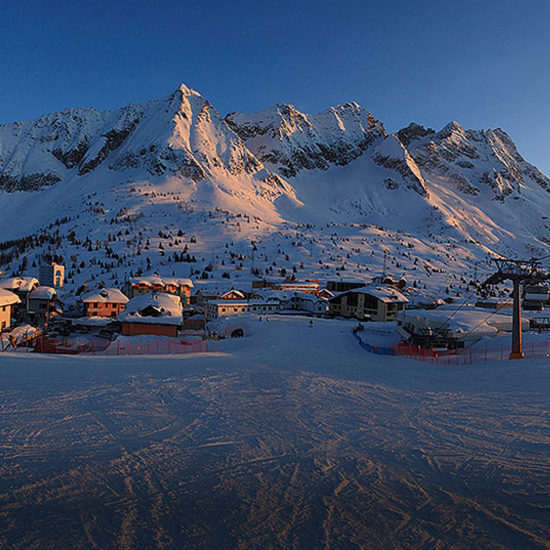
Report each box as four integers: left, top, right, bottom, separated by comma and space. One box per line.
285, 291, 327, 304
196, 287, 245, 297
249, 289, 295, 301
0, 288, 21, 307
398, 306, 528, 338
29, 286, 56, 300
331, 285, 408, 304
81, 288, 129, 304
129, 275, 193, 288
118, 293, 183, 325
0, 277, 39, 293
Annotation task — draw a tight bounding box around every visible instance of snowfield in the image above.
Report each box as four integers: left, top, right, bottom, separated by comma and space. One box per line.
1, 316, 549, 549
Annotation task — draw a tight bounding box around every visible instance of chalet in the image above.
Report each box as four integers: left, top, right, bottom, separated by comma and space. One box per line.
0, 289, 21, 332
27, 286, 60, 324
81, 288, 129, 317
124, 275, 194, 305
118, 293, 183, 337
328, 285, 408, 322
195, 287, 247, 309
0, 277, 40, 320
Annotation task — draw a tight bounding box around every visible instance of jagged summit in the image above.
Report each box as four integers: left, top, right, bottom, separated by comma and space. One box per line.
226, 101, 385, 177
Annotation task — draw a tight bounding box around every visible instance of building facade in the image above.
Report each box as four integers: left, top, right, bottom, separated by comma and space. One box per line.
328, 285, 408, 322
0, 289, 21, 331
81, 288, 129, 317
39, 263, 65, 288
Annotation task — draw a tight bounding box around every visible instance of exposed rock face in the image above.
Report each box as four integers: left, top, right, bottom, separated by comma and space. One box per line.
0, 84, 289, 198
398, 121, 550, 201
0, 172, 61, 192
0, 82, 548, 228
372, 135, 427, 196
396, 123, 435, 147
226, 102, 386, 177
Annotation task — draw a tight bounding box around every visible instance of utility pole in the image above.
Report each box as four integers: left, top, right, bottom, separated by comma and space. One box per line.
510, 279, 523, 359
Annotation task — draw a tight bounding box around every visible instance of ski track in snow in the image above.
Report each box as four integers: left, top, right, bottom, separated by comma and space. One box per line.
0, 317, 549, 549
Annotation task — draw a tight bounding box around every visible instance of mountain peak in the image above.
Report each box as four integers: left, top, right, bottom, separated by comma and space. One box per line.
396, 123, 435, 146
174, 82, 200, 97
438, 120, 465, 138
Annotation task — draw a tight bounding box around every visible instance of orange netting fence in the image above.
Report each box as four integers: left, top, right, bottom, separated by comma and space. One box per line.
394, 341, 550, 365
34, 337, 209, 356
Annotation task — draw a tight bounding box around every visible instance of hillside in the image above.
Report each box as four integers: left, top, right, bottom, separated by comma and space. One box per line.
1, 83, 550, 293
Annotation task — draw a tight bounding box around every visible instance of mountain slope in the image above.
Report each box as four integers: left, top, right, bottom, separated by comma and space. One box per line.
1, 83, 550, 295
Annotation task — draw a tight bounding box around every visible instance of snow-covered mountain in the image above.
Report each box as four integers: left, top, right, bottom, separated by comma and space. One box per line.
1, 83, 550, 294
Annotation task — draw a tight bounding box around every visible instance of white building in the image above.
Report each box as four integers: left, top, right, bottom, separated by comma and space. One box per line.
205, 300, 250, 321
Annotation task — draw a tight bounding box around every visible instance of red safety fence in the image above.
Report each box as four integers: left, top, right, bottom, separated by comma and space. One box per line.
34, 337, 209, 356
394, 341, 550, 365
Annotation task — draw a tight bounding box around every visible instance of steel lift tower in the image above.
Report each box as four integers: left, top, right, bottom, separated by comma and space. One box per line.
482, 258, 550, 359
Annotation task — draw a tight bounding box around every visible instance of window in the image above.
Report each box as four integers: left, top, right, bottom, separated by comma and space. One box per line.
1, 321, 5, 330
363, 294, 378, 310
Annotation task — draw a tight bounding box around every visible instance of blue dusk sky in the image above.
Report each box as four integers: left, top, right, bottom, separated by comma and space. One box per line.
0, 0, 549, 174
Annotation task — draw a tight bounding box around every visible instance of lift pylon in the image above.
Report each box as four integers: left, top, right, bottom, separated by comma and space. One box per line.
482, 258, 550, 360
